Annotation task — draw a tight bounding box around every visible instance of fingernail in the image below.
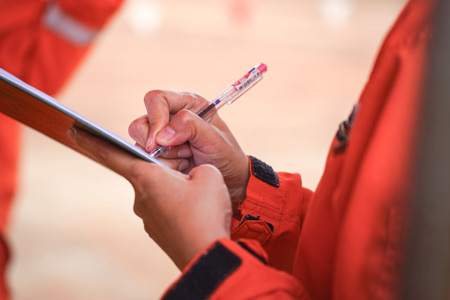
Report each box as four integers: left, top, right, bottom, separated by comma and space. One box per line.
157, 126, 176, 142
145, 133, 153, 152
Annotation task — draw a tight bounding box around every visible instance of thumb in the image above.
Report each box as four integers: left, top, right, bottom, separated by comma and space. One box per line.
155, 109, 223, 151
188, 164, 228, 192
189, 164, 222, 180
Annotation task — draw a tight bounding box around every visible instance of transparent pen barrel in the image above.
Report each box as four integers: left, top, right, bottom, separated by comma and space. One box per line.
214, 72, 263, 111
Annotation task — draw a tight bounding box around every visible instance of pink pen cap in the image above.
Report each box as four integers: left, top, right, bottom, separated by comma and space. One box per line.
256, 63, 268, 74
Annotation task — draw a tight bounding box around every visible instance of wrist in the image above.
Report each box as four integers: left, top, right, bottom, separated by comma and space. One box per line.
229, 156, 250, 204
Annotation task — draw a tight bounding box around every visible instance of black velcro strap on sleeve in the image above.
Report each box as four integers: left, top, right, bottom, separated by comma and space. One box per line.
249, 156, 280, 187
237, 240, 267, 265
163, 242, 241, 300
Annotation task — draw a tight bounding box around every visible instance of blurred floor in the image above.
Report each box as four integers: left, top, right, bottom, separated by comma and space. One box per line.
8, 0, 406, 299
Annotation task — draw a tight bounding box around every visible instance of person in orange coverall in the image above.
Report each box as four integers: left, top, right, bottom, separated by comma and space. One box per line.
69, 0, 436, 298
0, 0, 123, 298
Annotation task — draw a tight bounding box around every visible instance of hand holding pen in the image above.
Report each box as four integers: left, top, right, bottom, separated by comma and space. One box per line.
149, 63, 268, 158
128, 63, 267, 203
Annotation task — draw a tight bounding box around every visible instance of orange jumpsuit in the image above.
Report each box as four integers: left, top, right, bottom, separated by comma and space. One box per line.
162, 0, 434, 299
0, 0, 123, 298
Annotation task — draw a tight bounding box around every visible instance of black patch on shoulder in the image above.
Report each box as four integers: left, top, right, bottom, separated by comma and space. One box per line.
249, 156, 280, 187
163, 242, 241, 300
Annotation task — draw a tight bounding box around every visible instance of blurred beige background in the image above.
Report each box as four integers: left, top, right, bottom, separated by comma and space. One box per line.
8, 0, 406, 299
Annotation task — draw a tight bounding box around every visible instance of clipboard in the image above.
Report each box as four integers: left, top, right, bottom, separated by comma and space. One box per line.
0, 68, 165, 167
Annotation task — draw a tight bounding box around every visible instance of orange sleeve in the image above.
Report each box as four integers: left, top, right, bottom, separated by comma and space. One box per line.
0, 0, 124, 95
162, 238, 311, 300
231, 156, 313, 273
161, 157, 313, 299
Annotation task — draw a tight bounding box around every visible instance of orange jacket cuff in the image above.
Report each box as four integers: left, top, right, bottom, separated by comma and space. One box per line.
231, 156, 312, 273
162, 238, 305, 299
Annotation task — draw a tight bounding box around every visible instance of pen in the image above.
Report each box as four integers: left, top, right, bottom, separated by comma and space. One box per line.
150, 62, 268, 158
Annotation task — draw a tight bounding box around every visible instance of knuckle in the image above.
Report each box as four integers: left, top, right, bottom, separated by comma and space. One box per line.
132, 185, 151, 216
188, 93, 208, 106
127, 163, 145, 183
143, 224, 154, 238
178, 92, 208, 109
148, 114, 166, 128
176, 109, 195, 124
133, 201, 142, 217
174, 110, 200, 141
95, 147, 109, 165
127, 163, 161, 189
144, 89, 164, 104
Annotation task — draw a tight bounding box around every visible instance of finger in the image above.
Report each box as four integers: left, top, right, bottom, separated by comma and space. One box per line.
157, 158, 190, 172
143, 90, 208, 151
155, 109, 224, 153
158, 143, 192, 159
68, 127, 152, 182
131, 125, 192, 159
128, 115, 150, 147
189, 164, 226, 187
